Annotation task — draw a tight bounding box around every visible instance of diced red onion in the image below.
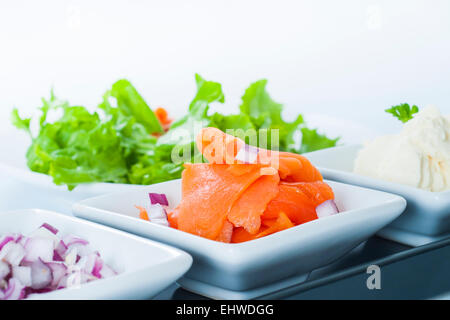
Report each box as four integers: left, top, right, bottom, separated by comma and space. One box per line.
2, 278, 26, 300
316, 200, 339, 218
66, 271, 82, 288
75, 254, 96, 274
64, 247, 78, 266
0, 236, 14, 251
147, 204, 169, 226
56, 275, 68, 289
149, 193, 169, 206
3, 243, 26, 266
52, 250, 64, 262
70, 243, 91, 257
24, 286, 53, 296
235, 144, 259, 164
30, 259, 53, 290
99, 264, 117, 279
40, 223, 58, 235
29, 227, 60, 247
55, 240, 68, 257
12, 266, 32, 287
92, 257, 103, 278
62, 235, 89, 247
81, 271, 97, 283
0, 261, 10, 281
14, 235, 23, 244
24, 237, 54, 262
63, 235, 91, 258
0, 223, 118, 299
47, 262, 67, 287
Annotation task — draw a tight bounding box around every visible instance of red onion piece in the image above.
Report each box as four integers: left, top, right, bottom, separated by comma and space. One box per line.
149, 193, 169, 206
0, 261, 10, 281
12, 266, 32, 287
47, 262, 67, 287
316, 200, 339, 218
40, 223, 58, 235
76, 254, 96, 274
55, 240, 68, 257
29, 227, 59, 247
66, 271, 82, 288
64, 247, 78, 266
147, 204, 169, 226
62, 235, 89, 247
99, 264, 117, 279
3, 243, 26, 266
235, 144, 259, 164
2, 278, 26, 300
24, 237, 54, 262
14, 235, 23, 244
24, 287, 53, 296
92, 257, 103, 278
30, 259, 53, 290
0, 223, 118, 299
0, 236, 14, 251
52, 250, 64, 262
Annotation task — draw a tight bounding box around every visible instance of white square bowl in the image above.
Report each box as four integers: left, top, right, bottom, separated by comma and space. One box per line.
304, 145, 450, 246
0, 209, 192, 300
72, 178, 406, 299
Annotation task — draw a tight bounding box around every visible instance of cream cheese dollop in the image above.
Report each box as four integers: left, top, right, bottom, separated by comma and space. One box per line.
354, 105, 450, 192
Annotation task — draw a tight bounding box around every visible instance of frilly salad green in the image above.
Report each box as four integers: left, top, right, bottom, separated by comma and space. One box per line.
11, 74, 338, 190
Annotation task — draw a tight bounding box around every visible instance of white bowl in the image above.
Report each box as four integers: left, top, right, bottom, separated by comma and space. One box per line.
304, 145, 450, 246
0, 209, 192, 300
72, 178, 406, 299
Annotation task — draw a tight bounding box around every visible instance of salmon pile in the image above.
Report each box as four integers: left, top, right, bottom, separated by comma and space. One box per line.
167, 127, 335, 243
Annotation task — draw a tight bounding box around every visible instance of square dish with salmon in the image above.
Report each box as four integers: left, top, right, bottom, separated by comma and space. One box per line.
138, 127, 338, 243
73, 127, 406, 298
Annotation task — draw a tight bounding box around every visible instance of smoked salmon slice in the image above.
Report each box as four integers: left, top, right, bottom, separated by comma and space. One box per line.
164, 127, 336, 243
231, 212, 295, 243
176, 163, 264, 240
228, 174, 280, 234
216, 220, 234, 243
262, 184, 318, 224
256, 212, 295, 238
167, 209, 179, 229
280, 181, 335, 207
196, 127, 323, 182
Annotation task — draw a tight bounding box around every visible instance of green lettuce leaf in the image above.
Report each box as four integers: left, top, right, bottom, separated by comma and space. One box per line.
239, 79, 337, 153
11, 80, 165, 190
157, 74, 224, 147
102, 79, 163, 134
299, 127, 340, 153
11, 108, 31, 135
385, 103, 419, 123
12, 75, 339, 190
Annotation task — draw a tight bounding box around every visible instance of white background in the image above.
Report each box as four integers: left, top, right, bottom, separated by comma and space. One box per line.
1, 0, 450, 142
